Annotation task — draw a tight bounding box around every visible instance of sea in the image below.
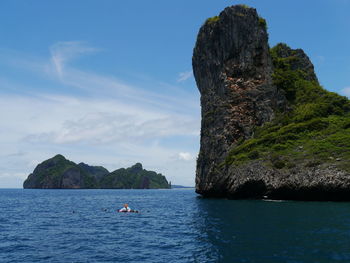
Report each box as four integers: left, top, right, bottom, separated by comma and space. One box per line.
1, 189, 350, 263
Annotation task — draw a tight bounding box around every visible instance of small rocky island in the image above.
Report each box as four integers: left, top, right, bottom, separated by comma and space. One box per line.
193, 5, 350, 200
23, 154, 170, 189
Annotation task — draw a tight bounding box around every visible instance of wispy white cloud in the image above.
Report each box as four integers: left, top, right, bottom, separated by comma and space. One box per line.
315, 55, 325, 65
178, 152, 193, 161
177, 70, 193, 82
341, 87, 350, 97
0, 173, 27, 188
0, 43, 199, 114
17, 97, 199, 145
0, 93, 199, 187
50, 41, 98, 77
0, 42, 200, 187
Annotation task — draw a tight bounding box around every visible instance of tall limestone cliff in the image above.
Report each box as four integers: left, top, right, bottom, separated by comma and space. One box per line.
193, 5, 285, 196
193, 5, 350, 200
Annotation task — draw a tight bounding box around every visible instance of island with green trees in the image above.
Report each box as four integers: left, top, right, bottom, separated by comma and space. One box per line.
23, 154, 170, 189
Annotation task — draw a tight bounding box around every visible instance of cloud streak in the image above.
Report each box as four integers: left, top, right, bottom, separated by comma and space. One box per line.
0, 42, 200, 187
177, 70, 193, 82
15, 96, 199, 145
178, 152, 193, 161
50, 41, 98, 77
341, 87, 350, 97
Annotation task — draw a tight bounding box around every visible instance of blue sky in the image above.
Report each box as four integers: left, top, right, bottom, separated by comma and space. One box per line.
0, 0, 349, 188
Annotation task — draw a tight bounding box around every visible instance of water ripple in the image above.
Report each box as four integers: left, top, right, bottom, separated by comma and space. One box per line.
1, 189, 350, 262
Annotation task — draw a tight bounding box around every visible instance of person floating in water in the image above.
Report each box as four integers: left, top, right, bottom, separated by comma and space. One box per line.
119, 203, 131, 212
118, 203, 138, 213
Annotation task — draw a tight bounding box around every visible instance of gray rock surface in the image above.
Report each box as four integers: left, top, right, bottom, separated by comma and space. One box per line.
78, 162, 109, 181
272, 43, 319, 83
193, 5, 350, 200
193, 5, 285, 196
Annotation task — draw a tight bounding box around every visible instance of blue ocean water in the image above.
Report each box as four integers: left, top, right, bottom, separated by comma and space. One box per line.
1, 189, 350, 263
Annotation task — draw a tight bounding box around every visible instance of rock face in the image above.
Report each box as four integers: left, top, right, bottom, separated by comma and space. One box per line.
193, 5, 285, 196
23, 155, 170, 189
23, 155, 97, 189
271, 44, 318, 83
193, 5, 350, 200
99, 163, 170, 189
78, 162, 109, 181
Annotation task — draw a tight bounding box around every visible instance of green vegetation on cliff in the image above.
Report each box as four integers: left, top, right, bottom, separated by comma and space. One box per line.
100, 163, 170, 189
238, 4, 250, 9
23, 155, 98, 188
258, 17, 267, 29
205, 16, 220, 25
226, 43, 350, 171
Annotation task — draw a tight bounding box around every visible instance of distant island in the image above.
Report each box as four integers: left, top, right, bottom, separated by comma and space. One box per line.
23, 154, 171, 189
171, 185, 194, 189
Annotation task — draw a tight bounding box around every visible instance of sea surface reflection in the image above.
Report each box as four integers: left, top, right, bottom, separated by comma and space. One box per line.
1, 189, 350, 262
193, 197, 350, 262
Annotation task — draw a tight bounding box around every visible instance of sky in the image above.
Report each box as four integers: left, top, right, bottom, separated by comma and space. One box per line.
0, 0, 349, 188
